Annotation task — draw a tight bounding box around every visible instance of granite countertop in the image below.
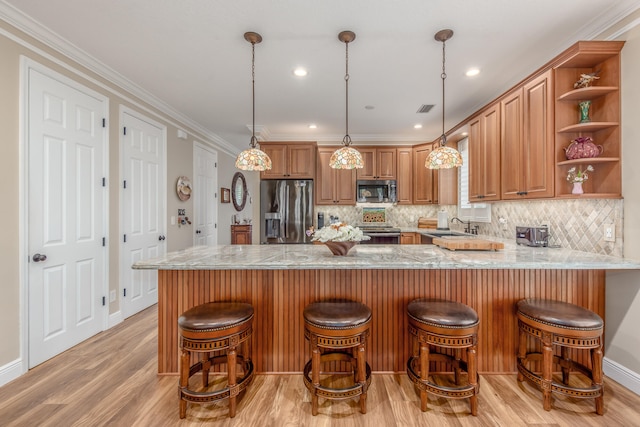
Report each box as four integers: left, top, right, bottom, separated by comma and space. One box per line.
132, 238, 640, 271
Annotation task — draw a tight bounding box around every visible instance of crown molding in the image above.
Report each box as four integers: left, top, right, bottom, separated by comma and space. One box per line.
0, 1, 239, 158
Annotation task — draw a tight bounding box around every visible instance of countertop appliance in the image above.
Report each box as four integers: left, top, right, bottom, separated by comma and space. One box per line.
516, 225, 549, 247
260, 180, 313, 244
357, 223, 401, 244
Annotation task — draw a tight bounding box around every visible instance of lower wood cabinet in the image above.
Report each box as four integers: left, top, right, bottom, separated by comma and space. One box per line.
400, 232, 418, 244
231, 225, 252, 244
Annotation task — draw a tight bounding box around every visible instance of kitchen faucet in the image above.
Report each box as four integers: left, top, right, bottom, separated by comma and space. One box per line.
451, 217, 473, 234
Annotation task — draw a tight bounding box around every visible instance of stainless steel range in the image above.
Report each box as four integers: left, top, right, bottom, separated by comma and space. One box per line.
358, 224, 401, 244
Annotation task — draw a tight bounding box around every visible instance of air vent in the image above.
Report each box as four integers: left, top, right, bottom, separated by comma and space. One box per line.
417, 104, 435, 113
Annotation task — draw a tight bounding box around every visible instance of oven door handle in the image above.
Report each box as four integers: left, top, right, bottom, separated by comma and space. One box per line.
365, 232, 401, 237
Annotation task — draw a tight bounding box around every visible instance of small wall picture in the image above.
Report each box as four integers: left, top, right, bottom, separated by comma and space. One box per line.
221, 188, 231, 203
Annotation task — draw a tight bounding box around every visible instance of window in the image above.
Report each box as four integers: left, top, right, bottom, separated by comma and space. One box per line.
457, 138, 491, 222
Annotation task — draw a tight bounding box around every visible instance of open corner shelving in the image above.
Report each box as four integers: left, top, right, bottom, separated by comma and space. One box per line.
553, 41, 624, 198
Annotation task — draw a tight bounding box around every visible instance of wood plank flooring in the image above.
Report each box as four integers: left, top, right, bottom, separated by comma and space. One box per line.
1, 305, 639, 426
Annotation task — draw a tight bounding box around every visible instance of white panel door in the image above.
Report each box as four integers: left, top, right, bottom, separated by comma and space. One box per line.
193, 143, 218, 246
27, 66, 107, 368
121, 110, 165, 318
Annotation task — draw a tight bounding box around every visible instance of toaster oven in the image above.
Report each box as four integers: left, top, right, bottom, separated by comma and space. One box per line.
516, 226, 549, 247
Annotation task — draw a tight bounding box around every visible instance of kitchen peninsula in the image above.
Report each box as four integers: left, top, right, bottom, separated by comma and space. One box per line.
133, 242, 640, 375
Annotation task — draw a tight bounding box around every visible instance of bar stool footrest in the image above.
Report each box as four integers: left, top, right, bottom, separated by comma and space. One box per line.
303, 353, 372, 401
517, 357, 602, 399
180, 357, 254, 404
407, 355, 478, 399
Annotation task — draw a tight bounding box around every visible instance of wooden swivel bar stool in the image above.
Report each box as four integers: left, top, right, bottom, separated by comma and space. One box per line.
178, 302, 255, 419
517, 298, 604, 414
407, 298, 479, 415
303, 300, 372, 415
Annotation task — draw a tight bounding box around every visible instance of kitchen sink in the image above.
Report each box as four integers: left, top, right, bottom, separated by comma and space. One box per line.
420, 230, 476, 244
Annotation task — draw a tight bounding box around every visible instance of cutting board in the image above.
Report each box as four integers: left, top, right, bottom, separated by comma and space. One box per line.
418, 217, 438, 228
432, 237, 504, 251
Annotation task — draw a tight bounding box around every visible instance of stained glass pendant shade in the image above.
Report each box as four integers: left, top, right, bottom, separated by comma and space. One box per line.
426, 29, 462, 170
235, 31, 272, 171
330, 30, 364, 170
329, 146, 364, 169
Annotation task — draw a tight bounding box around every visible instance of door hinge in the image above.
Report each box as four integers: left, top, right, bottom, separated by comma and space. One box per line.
102, 237, 106, 247
215, 223, 217, 229
102, 118, 106, 128
123, 126, 127, 135
102, 296, 106, 306
124, 288, 127, 297
123, 180, 127, 189
102, 177, 106, 187
123, 234, 127, 243
215, 162, 217, 168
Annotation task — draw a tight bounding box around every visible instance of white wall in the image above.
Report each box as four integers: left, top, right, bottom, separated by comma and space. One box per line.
604, 19, 640, 394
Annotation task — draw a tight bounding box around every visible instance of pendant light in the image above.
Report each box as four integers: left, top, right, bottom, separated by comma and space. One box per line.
330, 31, 364, 169
235, 32, 272, 171
426, 29, 463, 169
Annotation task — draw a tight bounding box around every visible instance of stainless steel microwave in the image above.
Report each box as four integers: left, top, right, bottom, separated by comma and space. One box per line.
356, 180, 397, 203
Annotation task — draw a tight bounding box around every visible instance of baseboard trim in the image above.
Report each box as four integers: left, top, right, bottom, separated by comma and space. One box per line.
604, 357, 640, 396
108, 310, 123, 329
0, 358, 24, 388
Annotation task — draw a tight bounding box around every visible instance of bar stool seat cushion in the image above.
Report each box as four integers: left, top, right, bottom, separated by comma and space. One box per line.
178, 302, 254, 332
517, 298, 603, 330
408, 299, 479, 328
304, 301, 371, 329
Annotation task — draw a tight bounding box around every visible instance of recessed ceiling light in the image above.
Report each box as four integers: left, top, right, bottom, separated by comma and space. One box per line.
293, 67, 308, 77
461, 132, 468, 136
466, 68, 480, 77
414, 124, 423, 129
308, 124, 317, 129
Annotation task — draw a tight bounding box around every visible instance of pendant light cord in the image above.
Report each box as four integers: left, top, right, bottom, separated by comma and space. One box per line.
440, 38, 447, 147
250, 41, 258, 148
343, 40, 351, 146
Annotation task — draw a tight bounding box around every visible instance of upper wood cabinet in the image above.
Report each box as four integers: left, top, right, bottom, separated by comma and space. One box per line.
259, 142, 316, 179
356, 147, 397, 180
396, 147, 413, 204
553, 41, 623, 198
501, 70, 555, 200
436, 141, 459, 205
315, 147, 356, 205
468, 104, 500, 202
412, 143, 437, 204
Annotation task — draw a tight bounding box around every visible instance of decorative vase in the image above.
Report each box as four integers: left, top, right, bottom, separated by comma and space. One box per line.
572, 182, 584, 195
579, 100, 591, 123
564, 138, 603, 160
324, 241, 357, 256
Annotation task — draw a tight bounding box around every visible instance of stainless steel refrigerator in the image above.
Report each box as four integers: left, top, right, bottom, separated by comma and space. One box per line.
260, 179, 314, 244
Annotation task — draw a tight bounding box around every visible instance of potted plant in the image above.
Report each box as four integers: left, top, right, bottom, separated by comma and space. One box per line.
306, 223, 370, 255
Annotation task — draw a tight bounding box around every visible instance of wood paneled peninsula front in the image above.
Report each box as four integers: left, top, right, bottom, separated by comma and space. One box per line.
133, 242, 640, 375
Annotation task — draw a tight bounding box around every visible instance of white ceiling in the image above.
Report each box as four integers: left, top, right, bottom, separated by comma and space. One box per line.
3, 0, 639, 153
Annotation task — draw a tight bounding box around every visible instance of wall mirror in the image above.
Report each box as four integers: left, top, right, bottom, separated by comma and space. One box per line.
232, 172, 247, 211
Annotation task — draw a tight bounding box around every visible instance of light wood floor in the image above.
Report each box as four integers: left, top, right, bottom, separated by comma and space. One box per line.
1, 306, 639, 427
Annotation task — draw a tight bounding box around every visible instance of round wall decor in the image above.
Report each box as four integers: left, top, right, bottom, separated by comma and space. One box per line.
176, 176, 192, 201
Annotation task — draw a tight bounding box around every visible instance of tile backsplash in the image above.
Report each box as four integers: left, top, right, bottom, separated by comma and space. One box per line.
315, 198, 623, 257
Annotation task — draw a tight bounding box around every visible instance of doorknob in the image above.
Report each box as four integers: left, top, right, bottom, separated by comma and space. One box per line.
32, 253, 47, 262
158, 235, 166, 241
